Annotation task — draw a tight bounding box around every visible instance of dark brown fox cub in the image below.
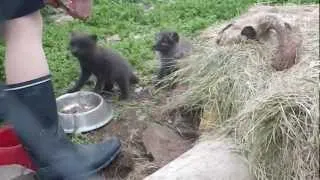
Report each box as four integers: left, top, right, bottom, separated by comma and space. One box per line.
67, 32, 139, 100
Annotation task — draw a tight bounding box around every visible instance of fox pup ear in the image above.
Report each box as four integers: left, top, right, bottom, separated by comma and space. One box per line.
171, 32, 180, 42
90, 34, 98, 42
241, 26, 257, 40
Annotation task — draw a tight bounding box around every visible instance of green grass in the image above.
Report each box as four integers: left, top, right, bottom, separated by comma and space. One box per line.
0, 0, 318, 95
42, 0, 256, 94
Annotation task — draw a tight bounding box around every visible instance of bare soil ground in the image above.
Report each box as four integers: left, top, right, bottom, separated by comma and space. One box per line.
84, 85, 199, 180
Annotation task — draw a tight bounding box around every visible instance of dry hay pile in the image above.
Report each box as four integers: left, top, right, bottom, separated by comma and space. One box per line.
161, 4, 319, 180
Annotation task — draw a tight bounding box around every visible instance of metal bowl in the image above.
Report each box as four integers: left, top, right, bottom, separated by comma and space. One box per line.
56, 91, 113, 134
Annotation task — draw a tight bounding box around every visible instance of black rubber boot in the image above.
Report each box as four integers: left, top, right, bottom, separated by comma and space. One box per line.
0, 76, 121, 180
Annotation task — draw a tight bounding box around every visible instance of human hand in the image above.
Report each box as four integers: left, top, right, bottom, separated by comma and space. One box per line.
44, 0, 92, 20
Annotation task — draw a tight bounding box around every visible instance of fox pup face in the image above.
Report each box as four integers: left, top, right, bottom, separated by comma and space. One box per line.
69, 32, 98, 57
152, 31, 180, 53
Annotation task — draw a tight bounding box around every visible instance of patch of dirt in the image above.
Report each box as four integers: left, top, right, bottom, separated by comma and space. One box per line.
103, 150, 135, 179
85, 84, 199, 179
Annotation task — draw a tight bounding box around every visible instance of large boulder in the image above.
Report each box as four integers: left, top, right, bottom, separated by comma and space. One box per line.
142, 123, 192, 167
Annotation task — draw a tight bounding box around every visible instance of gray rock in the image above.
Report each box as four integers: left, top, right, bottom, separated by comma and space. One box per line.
142, 123, 191, 167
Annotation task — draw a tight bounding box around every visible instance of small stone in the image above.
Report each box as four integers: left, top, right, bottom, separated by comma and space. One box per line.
106, 34, 121, 43
133, 34, 142, 39
135, 87, 144, 94
54, 14, 74, 23
138, 115, 146, 121
138, 3, 154, 12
